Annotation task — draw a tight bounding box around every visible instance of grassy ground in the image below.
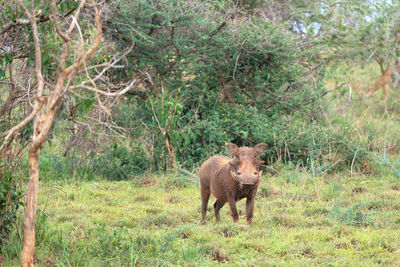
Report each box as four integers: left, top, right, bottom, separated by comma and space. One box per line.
2, 171, 400, 266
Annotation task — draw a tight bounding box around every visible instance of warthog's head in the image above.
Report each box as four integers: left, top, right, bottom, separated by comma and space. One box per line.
228, 143, 267, 186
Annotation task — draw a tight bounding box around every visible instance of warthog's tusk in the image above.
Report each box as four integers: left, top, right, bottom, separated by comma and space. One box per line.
231, 170, 237, 181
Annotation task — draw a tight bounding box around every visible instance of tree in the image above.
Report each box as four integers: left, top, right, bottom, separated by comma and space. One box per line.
0, 0, 136, 265
277, 0, 400, 95
104, 0, 336, 171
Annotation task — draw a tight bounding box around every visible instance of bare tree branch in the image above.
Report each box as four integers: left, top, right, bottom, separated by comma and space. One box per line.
52, 0, 70, 41
70, 79, 138, 96
0, 98, 45, 139
0, 18, 30, 36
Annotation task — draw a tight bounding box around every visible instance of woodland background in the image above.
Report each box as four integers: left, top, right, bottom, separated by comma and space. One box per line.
1, 0, 400, 265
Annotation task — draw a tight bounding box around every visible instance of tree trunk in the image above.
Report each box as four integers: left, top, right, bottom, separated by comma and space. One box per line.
20, 149, 39, 267
21, 108, 58, 267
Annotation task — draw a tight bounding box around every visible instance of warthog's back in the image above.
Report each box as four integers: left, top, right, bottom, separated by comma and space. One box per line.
199, 156, 230, 182
199, 155, 231, 201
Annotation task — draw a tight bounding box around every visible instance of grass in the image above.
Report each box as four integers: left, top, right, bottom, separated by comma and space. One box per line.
1, 171, 400, 266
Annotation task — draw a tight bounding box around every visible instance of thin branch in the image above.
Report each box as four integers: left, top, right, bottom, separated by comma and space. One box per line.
63, 45, 134, 96
64, 0, 102, 75
16, 0, 45, 99
52, 0, 70, 41
232, 52, 241, 81
66, 0, 88, 36
1, 2, 77, 37
0, 64, 18, 118
188, 88, 205, 126
57, 0, 89, 74
149, 98, 164, 134
70, 79, 137, 96
0, 97, 46, 139
0, 19, 30, 36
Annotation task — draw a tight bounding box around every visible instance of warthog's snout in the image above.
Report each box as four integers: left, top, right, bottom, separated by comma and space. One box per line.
241, 181, 258, 186
238, 176, 259, 186
236, 170, 262, 186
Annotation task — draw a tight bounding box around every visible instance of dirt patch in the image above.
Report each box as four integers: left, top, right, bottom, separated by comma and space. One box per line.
289, 246, 315, 258
212, 249, 230, 262
382, 243, 395, 252
367, 202, 381, 210
300, 247, 315, 257
386, 142, 400, 155
335, 242, 350, 249
222, 229, 236, 238
179, 231, 189, 239
43, 258, 56, 267
391, 184, 400, 191
352, 187, 365, 194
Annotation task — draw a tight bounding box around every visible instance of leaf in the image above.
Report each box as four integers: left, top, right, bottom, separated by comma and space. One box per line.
0, 69, 5, 79
4, 53, 12, 64
2, 10, 7, 20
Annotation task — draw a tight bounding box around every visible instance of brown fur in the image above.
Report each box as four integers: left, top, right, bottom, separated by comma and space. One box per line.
199, 143, 267, 224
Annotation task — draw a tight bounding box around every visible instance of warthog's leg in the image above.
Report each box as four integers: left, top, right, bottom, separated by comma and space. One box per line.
227, 195, 239, 222
213, 200, 225, 222
201, 186, 210, 225
246, 196, 255, 224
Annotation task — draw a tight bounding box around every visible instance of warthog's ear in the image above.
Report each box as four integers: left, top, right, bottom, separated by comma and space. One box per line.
227, 143, 239, 156
254, 143, 268, 156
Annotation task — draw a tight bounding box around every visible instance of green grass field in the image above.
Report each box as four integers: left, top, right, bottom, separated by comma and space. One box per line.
3, 171, 400, 266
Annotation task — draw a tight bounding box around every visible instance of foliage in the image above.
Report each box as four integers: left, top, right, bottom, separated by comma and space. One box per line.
330, 202, 382, 227
106, 0, 368, 172
0, 168, 23, 243
286, 0, 400, 68
92, 143, 150, 180
374, 152, 400, 179
38, 151, 94, 182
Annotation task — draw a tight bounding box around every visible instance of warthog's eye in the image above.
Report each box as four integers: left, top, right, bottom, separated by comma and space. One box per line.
254, 172, 258, 175
236, 155, 240, 159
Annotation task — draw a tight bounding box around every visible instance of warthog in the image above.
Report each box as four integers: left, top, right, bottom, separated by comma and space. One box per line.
199, 143, 267, 224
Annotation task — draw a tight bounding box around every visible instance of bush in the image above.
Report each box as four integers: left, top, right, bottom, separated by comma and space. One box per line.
0, 169, 23, 243
38, 151, 95, 182
92, 143, 150, 180
103, 0, 370, 174
330, 202, 381, 227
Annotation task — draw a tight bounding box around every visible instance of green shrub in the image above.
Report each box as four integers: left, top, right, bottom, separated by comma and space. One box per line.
107, 0, 370, 173
39, 151, 94, 182
330, 202, 380, 227
0, 169, 23, 243
92, 143, 150, 180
